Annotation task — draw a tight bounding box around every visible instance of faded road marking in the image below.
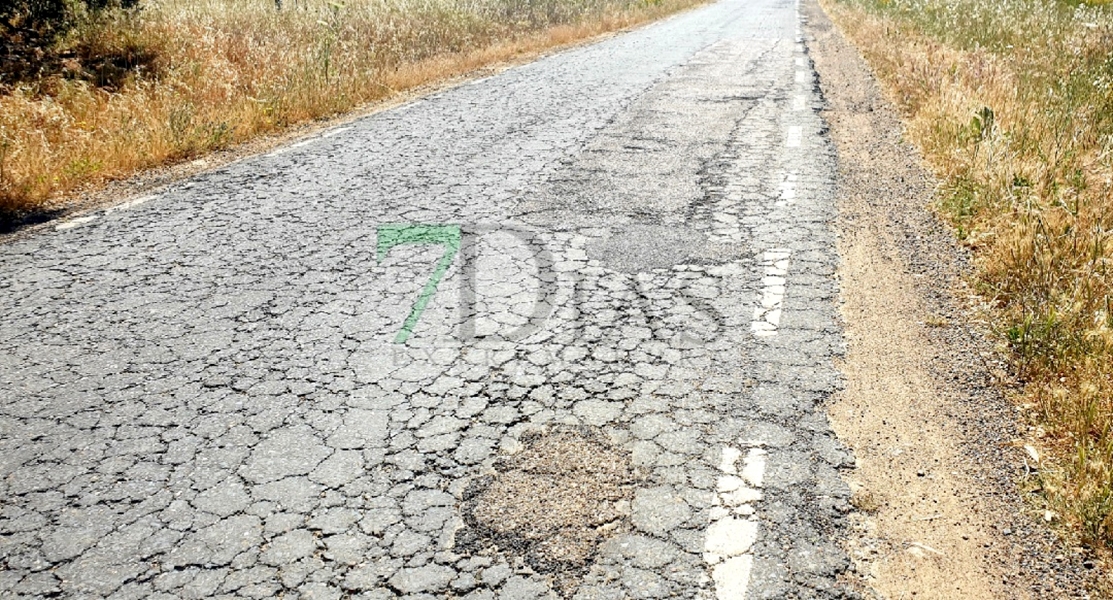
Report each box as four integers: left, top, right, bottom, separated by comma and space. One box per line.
319, 126, 352, 138
786, 125, 802, 147
55, 215, 97, 231
752, 249, 791, 337
777, 171, 798, 206
706, 444, 768, 600
107, 195, 156, 213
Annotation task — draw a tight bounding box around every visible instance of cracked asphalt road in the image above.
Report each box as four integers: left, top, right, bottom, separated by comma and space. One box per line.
0, 0, 858, 597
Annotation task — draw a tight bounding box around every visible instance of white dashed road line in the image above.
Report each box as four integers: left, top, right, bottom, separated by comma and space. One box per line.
778, 171, 798, 205
786, 125, 803, 147
706, 444, 769, 600
752, 249, 791, 337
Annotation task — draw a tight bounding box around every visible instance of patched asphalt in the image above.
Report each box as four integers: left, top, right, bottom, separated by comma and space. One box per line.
0, 0, 858, 598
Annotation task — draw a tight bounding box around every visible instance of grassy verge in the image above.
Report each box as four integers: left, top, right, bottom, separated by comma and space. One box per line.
0, 0, 700, 223
821, 0, 1113, 570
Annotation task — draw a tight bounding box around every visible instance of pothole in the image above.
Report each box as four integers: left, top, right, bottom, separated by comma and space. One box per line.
461, 427, 639, 596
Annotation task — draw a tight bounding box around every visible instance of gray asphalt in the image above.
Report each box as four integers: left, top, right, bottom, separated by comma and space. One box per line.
0, 0, 857, 598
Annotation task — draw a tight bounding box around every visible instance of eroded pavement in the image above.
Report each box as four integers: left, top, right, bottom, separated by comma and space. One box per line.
0, 0, 858, 597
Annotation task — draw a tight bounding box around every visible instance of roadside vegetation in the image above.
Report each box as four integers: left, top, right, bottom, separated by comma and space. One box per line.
822, 0, 1113, 574
0, 0, 698, 224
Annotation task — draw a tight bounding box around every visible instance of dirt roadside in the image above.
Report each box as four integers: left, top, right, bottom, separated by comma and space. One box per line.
803, 1, 1094, 597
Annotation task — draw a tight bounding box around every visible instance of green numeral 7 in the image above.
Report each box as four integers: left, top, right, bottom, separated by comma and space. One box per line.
376, 224, 461, 344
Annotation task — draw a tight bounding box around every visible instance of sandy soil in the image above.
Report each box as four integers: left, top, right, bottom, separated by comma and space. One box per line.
804, 0, 1093, 597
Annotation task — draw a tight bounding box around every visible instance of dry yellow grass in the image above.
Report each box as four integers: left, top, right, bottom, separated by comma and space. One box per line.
0, 0, 700, 221
822, 0, 1113, 570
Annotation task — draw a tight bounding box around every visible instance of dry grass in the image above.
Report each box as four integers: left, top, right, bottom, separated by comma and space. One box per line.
822, 0, 1113, 567
0, 0, 700, 222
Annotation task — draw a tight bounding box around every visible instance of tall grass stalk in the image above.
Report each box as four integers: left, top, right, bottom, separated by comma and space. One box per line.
0, 0, 695, 218
823, 0, 1113, 564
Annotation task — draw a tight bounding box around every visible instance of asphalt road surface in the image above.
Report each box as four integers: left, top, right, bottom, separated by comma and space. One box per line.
0, 0, 858, 597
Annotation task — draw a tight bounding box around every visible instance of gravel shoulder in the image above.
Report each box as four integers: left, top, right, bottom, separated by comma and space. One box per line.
804, 0, 1093, 597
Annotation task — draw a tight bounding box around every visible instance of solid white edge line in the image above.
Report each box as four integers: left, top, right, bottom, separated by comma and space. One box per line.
55, 215, 97, 231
